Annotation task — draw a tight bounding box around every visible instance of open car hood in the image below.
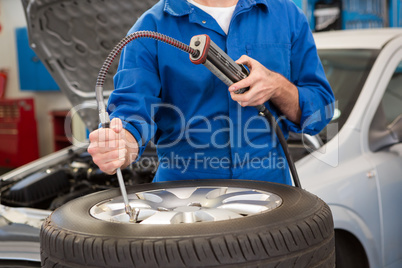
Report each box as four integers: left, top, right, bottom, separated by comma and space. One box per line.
21, 0, 157, 131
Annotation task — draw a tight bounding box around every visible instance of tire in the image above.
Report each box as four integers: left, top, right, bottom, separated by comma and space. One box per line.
40, 180, 335, 267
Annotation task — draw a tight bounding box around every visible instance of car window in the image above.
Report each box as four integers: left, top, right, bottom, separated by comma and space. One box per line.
317, 49, 378, 141
381, 61, 402, 125
369, 60, 402, 152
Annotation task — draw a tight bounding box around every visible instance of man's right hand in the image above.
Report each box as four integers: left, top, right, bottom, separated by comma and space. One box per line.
88, 118, 139, 175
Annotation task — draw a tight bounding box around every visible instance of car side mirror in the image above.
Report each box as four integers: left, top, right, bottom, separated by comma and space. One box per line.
389, 115, 402, 143
369, 105, 402, 152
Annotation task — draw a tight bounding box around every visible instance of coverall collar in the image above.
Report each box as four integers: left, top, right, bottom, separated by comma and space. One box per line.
164, 0, 269, 17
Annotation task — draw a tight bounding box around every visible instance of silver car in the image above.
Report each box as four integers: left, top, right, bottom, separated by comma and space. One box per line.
298, 28, 402, 268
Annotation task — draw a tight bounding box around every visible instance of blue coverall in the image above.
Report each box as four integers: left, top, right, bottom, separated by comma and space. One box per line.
108, 0, 335, 184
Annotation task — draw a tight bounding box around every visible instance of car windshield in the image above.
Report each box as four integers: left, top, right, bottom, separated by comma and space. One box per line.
317, 49, 379, 141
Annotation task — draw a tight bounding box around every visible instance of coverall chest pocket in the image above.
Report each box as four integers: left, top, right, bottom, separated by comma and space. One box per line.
245, 43, 291, 80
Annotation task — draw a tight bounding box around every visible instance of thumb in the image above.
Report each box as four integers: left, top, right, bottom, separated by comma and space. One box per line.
110, 118, 123, 133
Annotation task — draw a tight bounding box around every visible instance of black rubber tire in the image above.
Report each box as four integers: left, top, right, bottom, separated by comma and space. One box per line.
40, 180, 335, 268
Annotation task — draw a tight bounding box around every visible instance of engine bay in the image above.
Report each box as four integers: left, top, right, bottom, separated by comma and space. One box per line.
0, 149, 156, 211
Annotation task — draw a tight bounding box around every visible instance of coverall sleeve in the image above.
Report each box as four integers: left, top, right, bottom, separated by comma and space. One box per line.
284, 6, 335, 135
107, 20, 161, 160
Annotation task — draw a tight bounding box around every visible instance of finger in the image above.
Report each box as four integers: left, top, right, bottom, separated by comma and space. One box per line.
231, 91, 262, 107
93, 147, 127, 166
230, 90, 252, 102
229, 76, 254, 93
110, 118, 123, 133
230, 91, 242, 102
91, 128, 121, 143
99, 159, 125, 175
88, 129, 100, 142
230, 91, 238, 101
88, 140, 126, 155
235, 55, 253, 67
229, 56, 258, 93
87, 142, 99, 155
99, 149, 127, 175
238, 101, 248, 107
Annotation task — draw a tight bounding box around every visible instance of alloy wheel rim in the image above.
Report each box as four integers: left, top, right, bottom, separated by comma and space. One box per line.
90, 186, 282, 224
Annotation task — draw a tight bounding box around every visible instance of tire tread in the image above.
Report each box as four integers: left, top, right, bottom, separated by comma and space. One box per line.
40, 182, 335, 268
41, 201, 334, 267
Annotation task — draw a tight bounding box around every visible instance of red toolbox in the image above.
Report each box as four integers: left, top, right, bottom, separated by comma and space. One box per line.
0, 98, 39, 168
0, 70, 7, 98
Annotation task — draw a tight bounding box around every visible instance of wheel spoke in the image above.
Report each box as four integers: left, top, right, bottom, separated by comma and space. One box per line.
195, 208, 242, 221
139, 211, 182, 224
142, 190, 184, 204
128, 200, 155, 209
207, 191, 269, 207
218, 201, 273, 215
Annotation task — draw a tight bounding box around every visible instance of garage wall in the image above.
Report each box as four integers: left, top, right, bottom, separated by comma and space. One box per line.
0, 0, 72, 157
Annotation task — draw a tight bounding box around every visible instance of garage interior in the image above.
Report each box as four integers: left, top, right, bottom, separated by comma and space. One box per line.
0, 0, 402, 267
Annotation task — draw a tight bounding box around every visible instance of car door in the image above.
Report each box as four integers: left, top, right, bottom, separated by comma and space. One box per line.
364, 51, 402, 268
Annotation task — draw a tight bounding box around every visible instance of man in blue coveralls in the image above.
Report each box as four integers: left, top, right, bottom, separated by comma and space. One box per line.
88, 0, 335, 185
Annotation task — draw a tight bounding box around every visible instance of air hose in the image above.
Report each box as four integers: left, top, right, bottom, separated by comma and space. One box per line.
96, 31, 199, 87
95, 30, 301, 188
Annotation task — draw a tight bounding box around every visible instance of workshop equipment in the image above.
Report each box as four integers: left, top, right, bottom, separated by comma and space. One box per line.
0, 98, 39, 168
95, 31, 301, 219
0, 70, 7, 98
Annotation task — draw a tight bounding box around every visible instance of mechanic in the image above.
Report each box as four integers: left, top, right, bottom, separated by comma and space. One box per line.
88, 0, 335, 185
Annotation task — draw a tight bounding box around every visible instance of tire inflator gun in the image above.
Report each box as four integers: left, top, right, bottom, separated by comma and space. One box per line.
95, 31, 301, 221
